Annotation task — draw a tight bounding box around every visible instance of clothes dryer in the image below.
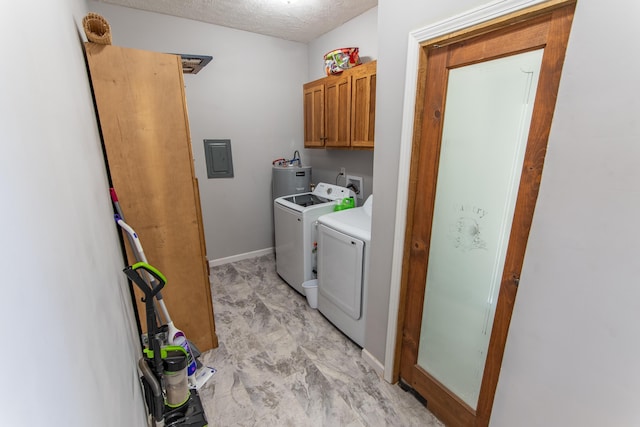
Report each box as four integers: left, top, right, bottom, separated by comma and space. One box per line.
316, 195, 373, 347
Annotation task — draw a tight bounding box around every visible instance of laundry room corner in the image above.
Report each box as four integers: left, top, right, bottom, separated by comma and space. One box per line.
88, 1, 309, 263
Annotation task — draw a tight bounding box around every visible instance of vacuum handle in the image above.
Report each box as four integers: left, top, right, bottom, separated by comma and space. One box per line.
113, 210, 168, 305
123, 262, 167, 299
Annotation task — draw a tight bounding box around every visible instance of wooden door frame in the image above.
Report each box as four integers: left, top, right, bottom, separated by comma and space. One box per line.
384, 0, 576, 424
385, 0, 576, 383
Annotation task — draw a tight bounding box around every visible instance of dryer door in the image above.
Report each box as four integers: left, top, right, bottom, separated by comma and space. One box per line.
317, 224, 364, 320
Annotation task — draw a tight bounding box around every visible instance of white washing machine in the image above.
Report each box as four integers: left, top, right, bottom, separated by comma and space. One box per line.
274, 183, 355, 295
316, 195, 373, 347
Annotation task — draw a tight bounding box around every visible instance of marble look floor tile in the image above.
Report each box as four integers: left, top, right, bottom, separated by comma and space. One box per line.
201, 254, 443, 427
285, 362, 364, 427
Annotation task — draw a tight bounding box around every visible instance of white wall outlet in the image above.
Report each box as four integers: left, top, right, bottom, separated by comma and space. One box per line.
346, 175, 364, 203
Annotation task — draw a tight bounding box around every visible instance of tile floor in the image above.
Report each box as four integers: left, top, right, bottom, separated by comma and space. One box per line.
198, 254, 443, 426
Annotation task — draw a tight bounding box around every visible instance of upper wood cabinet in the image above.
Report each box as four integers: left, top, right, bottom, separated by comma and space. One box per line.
303, 61, 376, 149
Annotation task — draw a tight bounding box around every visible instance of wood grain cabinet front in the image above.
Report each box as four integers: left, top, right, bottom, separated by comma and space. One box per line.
303, 81, 325, 147
303, 61, 376, 149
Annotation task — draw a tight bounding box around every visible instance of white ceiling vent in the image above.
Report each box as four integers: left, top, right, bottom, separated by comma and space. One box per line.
177, 54, 212, 74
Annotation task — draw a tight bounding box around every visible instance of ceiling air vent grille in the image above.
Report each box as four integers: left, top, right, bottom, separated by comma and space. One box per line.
176, 54, 213, 74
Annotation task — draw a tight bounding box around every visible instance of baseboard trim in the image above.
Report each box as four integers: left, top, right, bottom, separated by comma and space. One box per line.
361, 348, 385, 380
209, 247, 274, 267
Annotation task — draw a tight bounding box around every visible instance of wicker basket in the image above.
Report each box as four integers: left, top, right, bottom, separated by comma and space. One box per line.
83, 12, 112, 45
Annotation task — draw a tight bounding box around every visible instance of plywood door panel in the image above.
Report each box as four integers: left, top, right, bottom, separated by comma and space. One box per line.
85, 43, 218, 351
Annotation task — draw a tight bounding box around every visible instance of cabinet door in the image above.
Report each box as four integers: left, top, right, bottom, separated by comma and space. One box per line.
325, 75, 352, 148
351, 64, 376, 148
303, 82, 325, 147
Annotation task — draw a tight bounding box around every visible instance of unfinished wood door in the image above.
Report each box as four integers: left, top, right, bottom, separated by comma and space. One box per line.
85, 43, 218, 352
398, 3, 575, 426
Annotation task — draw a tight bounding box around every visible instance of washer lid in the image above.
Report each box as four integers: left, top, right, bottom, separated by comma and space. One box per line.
317, 206, 371, 242
275, 183, 355, 212
281, 193, 329, 207
276, 192, 316, 212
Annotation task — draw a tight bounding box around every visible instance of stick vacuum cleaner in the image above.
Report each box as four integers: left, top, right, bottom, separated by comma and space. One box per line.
111, 188, 215, 390
124, 262, 208, 427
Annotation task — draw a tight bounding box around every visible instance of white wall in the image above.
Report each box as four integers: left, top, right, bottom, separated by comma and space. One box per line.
307, 6, 378, 81
89, 1, 308, 259
492, 1, 640, 425
0, 1, 146, 425
367, 0, 489, 367
374, 0, 640, 425
304, 7, 378, 201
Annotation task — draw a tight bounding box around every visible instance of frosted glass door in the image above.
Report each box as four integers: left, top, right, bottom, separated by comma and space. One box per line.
417, 49, 543, 409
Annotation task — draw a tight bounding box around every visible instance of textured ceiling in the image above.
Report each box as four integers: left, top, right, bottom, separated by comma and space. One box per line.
97, 0, 378, 43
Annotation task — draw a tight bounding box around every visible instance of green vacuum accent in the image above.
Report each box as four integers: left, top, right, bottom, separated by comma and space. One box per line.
143, 345, 188, 360
131, 261, 167, 284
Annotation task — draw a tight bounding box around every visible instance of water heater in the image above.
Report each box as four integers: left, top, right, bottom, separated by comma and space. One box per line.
272, 165, 311, 200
